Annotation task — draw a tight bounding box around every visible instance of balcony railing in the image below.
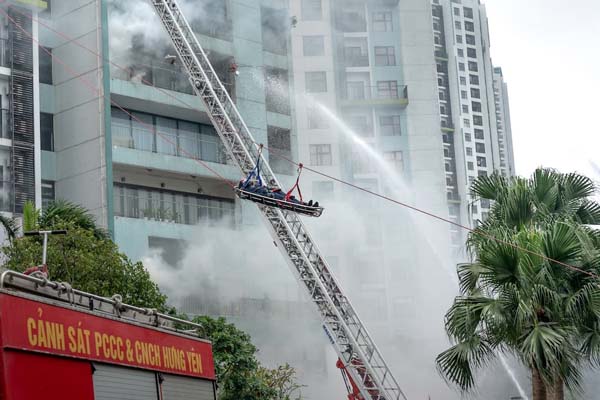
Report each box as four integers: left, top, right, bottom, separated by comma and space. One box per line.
341, 84, 409, 105
344, 54, 369, 67
111, 122, 228, 164
114, 186, 235, 225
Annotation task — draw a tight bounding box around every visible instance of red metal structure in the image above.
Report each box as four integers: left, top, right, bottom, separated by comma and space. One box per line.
0, 270, 217, 400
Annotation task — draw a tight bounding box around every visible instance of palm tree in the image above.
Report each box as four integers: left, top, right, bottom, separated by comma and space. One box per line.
22, 200, 108, 239
436, 168, 600, 400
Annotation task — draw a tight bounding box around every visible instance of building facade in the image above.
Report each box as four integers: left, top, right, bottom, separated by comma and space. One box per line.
431, 0, 516, 249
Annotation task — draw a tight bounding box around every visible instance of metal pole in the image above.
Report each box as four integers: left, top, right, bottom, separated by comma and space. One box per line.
41, 231, 48, 266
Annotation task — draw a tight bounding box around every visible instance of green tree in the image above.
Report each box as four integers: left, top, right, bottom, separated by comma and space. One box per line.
257, 364, 305, 400
3, 202, 166, 309
436, 169, 600, 400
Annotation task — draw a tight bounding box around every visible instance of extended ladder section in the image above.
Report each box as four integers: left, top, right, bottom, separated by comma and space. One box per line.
150, 1, 407, 399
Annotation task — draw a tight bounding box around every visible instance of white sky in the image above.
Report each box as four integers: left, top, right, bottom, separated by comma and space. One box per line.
483, 0, 600, 181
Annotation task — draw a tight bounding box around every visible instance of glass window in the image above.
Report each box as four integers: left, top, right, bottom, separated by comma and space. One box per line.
380, 115, 401, 136
465, 132, 472, 142
374, 46, 396, 66
453, 7, 460, 16
471, 88, 480, 98
301, 0, 322, 21
454, 21, 461, 30
155, 117, 177, 156
463, 118, 471, 127
467, 47, 477, 58
460, 76, 466, 85
462, 104, 469, 113
464, 21, 475, 32
477, 156, 487, 167
466, 34, 476, 45
347, 115, 372, 136
346, 81, 365, 100
178, 120, 201, 159
261, 7, 288, 55
456, 35, 463, 44
472, 101, 482, 112
461, 90, 468, 99
376, 80, 398, 98
469, 74, 480, 85
41, 180, 54, 209
131, 111, 154, 152
200, 125, 225, 164
476, 142, 486, 153
372, 11, 393, 32
466, 147, 473, 156
265, 68, 290, 114
305, 71, 327, 92
474, 128, 484, 139
384, 151, 403, 171
303, 35, 325, 56
468, 61, 478, 72
40, 113, 54, 151
39, 46, 53, 85
473, 115, 483, 126
458, 62, 465, 71
464, 7, 474, 19
457, 48, 464, 57
310, 144, 332, 166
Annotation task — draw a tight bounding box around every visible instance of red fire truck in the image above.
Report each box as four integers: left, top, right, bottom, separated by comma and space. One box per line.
0, 269, 217, 400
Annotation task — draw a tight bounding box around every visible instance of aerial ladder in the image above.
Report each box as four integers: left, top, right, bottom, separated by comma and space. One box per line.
149, 1, 408, 399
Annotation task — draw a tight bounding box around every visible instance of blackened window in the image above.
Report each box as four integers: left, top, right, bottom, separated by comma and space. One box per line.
472, 101, 482, 112
471, 88, 480, 98
301, 0, 322, 21
373, 11, 393, 32
474, 129, 484, 139
464, 21, 475, 32
469, 74, 480, 85
268, 126, 293, 174
39, 46, 53, 84
374, 46, 396, 66
466, 34, 476, 45
40, 113, 54, 151
464, 7, 474, 19
261, 7, 288, 55
468, 61, 478, 72
476, 142, 486, 153
467, 47, 477, 58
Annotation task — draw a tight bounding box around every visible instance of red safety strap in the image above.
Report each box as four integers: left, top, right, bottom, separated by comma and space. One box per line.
285, 163, 304, 202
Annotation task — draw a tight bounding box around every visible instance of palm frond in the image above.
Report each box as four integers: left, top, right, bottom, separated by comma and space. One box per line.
435, 335, 495, 390
457, 263, 483, 295
40, 199, 108, 239
575, 200, 600, 225
531, 168, 560, 211
470, 173, 508, 201
22, 200, 39, 232
560, 172, 596, 203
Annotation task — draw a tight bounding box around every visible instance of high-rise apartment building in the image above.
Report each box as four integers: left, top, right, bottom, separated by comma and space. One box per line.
431, 0, 516, 248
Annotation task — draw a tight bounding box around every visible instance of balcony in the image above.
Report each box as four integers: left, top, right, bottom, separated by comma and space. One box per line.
111, 122, 228, 165
111, 63, 194, 95
340, 84, 409, 108
344, 53, 369, 68
114, 184, 235, 225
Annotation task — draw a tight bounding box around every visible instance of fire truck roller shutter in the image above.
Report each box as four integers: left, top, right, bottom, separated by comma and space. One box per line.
161, 373, 216, 400
92, 363, 159, 400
